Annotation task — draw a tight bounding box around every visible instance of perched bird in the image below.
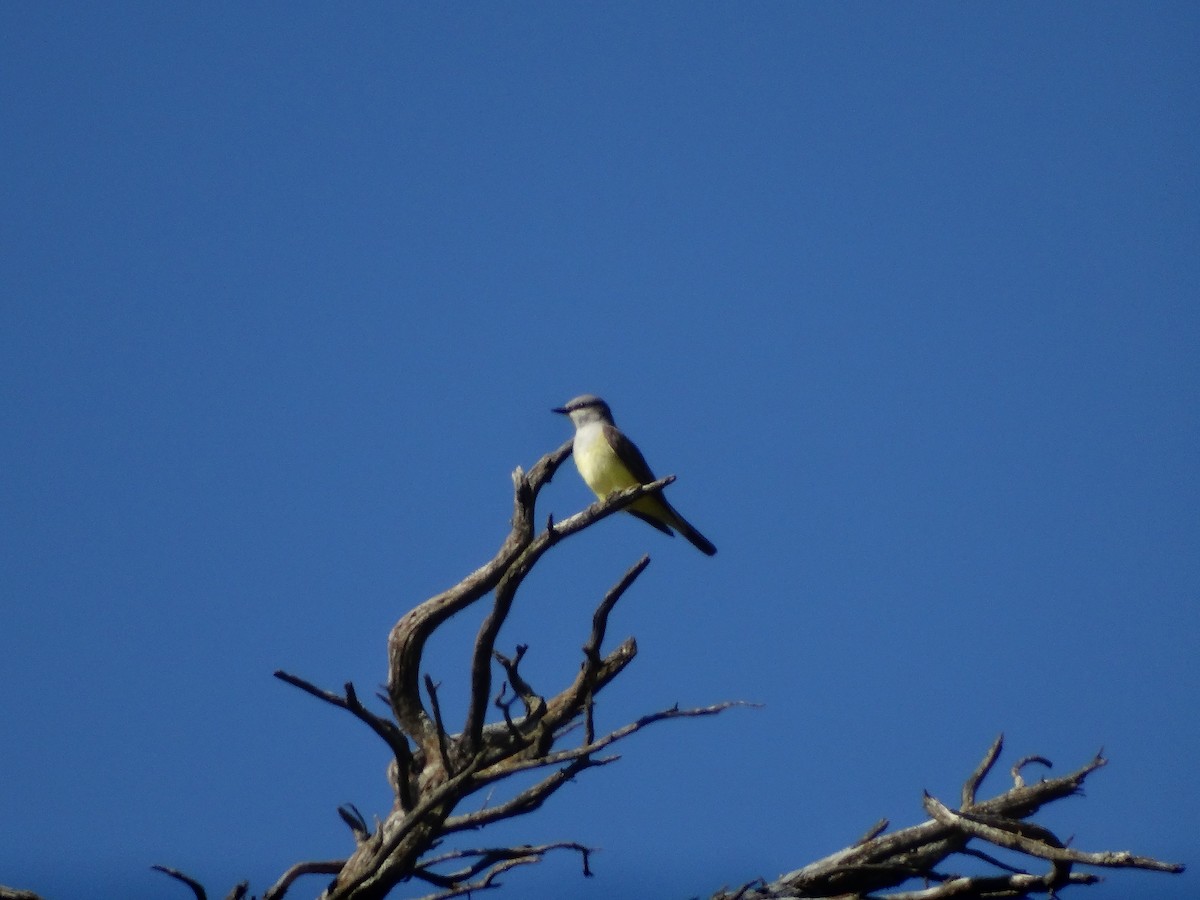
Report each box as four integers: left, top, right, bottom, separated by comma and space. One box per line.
553, 394, 717, 556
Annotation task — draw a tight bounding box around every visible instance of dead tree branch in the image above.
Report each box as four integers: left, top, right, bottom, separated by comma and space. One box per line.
150, 866, 209, 900
256, 443, 733, 900
130, 440, 1184, 900
262, 861, 345, 900
410, 841, 592, 899
710, 734, 1184, 900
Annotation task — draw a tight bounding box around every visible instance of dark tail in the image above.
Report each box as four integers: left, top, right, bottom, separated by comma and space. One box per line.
664, 502, 717, 556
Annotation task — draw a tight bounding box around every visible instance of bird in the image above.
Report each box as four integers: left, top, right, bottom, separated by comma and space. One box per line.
553, 394, 716, 556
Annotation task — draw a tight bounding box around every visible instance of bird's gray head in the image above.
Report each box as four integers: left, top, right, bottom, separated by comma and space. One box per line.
552, 394, 614, 427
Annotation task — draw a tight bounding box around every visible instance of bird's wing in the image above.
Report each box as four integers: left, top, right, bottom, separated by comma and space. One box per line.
601, 422, 717, 556
602, 423, 676, 535
602, 423, 658, 485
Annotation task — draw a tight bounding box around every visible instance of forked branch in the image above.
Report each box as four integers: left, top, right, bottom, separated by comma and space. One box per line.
712, 735, 1184, 900
260, 445, 737, 900
128, 440, 1184, 900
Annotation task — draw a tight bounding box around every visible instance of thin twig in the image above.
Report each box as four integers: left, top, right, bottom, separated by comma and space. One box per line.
425, 674, 454, 775
482, 700, 750, 783
337, 805, 369, 841
855, 819, 890, 846
1011, 755, 1053, 788
273, 671, 412, 772
962, 733, 1004, 807
151, 866, 208, 900
585, 555, 650, 663
262, 860, 346, 900
416, 841, 592, 881
409, 856, 538, 900
492, 645, 544, 718
442, 756, 608, 834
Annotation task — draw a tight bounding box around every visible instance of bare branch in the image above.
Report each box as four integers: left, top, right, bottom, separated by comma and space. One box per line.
470, 700, 752, 791
409, 853, 550, 900
337, 805, 369, 841
541, 557, 651, 737
444, 757, 611, 834
151, 865, 208, 900
424, 675, 453, 774
738, 745, 1183, 900
855, 819, 890, 846
139, 440, 1181, 900
262, 860, 345, 900
1010, 754, 1053, 788
462, 478, 674, 752
386, 441, 574, 757
411, 859, 531, 900
866, 870, 1099, 899
406, 842, 592, 899
492, 644, 544, 719
961, 733, 1003, 807
417, 841, 592, 880
273, 673, 412, 765
491, 681, 526, 740
547, 475, 677, 540
924, 792, 1184, 873
585, 554, 650, 663
958, 845, 1031, 874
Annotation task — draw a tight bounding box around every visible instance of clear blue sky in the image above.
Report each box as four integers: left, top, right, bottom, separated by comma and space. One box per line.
2, 4, 1196, 899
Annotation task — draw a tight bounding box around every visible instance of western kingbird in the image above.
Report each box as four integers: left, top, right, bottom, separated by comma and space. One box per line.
553, 394, 717, 556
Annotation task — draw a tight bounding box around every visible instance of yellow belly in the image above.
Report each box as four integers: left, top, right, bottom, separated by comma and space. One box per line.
574, 429, 673, 526
575, 433, 639, 497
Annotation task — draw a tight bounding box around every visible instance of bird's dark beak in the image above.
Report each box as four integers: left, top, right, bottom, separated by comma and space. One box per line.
552, 406, 569, 415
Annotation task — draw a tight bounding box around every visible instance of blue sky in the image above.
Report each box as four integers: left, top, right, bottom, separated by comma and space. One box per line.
1, 4, 1196, 899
